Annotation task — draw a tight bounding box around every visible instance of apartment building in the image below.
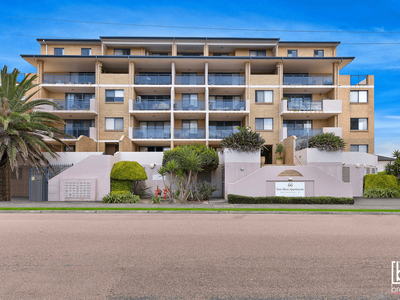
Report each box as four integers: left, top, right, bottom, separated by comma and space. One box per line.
21, 36, 374, 163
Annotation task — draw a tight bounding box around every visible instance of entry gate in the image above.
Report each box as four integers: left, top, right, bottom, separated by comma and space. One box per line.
29, 164, 73, 201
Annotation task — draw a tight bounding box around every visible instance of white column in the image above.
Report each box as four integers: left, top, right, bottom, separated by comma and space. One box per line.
171, 61, 176, 86
171, 87, 175, 142
205, 62, 209, 85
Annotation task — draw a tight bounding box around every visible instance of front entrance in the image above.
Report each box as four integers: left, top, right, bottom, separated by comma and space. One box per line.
105, 143, 119, 155
262, 145, 273, 165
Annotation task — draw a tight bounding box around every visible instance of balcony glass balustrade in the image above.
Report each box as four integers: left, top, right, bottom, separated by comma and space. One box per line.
209, 99, 245, 111
283, 75, 333, 85
52, 127, 91, 139
174, 100, 205, 111
175, 74, 205, 85
134, 74, 171, 85
287, 100, 322, 111
133, 100, 171, 110
208, 74, 245, 85
54, 99, 91, 111
43, 73, 95, 84
287, 128, 322, 138
132, 127, 171, 139
209, 126, 239, 139
174, 128, 206, 139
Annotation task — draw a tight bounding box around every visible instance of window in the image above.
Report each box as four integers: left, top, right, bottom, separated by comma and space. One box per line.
350, 145, 368, 152
350, 118, 368, 130
314, 50, 324, 57
114, 49, 130, 55
106, 90, 124, 102
81, 48, 91, 55
54, 48, 64, 55
287, 50, 297, 57
105, 118, 124, 130
249, 50, 266, 57
255, 90, 273, 103
255, 118, 273, 130
342, 167, 350, 182
213, 53, 229, 56
151, 53, 168, 56
350, 91, 368, 103
140, 146, 170, 152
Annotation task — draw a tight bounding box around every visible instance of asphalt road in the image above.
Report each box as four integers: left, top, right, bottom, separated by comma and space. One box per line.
0, 214, 399, 300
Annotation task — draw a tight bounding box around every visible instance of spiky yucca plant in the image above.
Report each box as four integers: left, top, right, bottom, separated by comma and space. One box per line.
0, 66, 69, 201
220, 126, 266, 153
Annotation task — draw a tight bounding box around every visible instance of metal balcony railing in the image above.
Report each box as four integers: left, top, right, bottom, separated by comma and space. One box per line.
174, 100, 205, 111
208, 74, 245, 85
287, 100, 323, 111
175, 74, 205, 85
134, 74, 171, 85
174, 128, 206, 139
209, 100, 246, 111
283, 75, 333, 85
132, 128, 171, 139
54, 99, 91, 110
209, 127, 239, 139
133, 100, 171, 110
43, 73, 95, 84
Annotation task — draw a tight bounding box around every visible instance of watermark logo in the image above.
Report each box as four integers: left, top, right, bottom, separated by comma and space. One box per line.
391, 261, 400, 294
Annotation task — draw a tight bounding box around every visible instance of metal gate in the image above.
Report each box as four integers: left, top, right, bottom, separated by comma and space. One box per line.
29, 164, 73, 201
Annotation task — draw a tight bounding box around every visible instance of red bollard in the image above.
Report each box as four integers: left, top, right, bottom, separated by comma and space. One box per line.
164, 188, 168, 200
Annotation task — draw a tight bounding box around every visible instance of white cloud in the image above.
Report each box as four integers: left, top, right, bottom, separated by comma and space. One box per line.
375, 141, 400, 157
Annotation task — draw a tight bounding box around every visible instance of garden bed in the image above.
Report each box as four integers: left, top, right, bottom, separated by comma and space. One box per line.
228, 194, 354, 205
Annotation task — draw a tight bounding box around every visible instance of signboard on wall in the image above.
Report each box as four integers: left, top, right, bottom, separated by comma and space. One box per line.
275, 182, 305, 197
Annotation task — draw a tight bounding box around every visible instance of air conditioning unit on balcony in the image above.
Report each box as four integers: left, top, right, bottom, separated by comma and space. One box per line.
136, 96, 142, 102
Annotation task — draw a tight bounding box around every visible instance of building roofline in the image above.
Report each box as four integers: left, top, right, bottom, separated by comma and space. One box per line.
99, 36, 281, 41
279, 41, 341, 44
20, 54, 354, 60
377, 155, 395, 161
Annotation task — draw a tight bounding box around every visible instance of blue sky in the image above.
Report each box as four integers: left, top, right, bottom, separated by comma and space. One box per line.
1, 0, 399, 156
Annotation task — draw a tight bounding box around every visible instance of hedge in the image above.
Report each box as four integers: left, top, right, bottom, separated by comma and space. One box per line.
227, 194, 354, 205
102, 192, 141, 203
110, 161, 147, 181
364, 174, 398, 190
364, 187, 399, 198
111, 179, 133, 193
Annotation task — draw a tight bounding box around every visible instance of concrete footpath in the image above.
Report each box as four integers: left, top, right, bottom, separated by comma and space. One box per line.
1, 197, 400, 215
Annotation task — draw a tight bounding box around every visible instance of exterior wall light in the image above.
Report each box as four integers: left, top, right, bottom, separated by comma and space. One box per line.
240, 167, 244, 171
288, 178, 293, 181
150, 164, 156, 169
356, 164, 360, 168
342, 162, 345, 165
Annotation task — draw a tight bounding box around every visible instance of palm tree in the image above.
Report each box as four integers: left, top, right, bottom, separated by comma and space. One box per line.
0, 66, 69, 201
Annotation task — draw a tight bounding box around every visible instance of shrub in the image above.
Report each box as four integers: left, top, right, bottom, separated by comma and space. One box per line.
275, 143, 284, 158
111, 179, 133, 193
227, 194, 354, 205
377, 171, 387, 175
364, 174, 398, 190
195, 181, 218, 201
163, 144, 219, 172
150, 196, 162, 204
363, 187, 399, 198
110, 161, 147, 181
385, 150, 400, 180
308, 132, 345, 151
220, 126, 266, 153
102, 192, 141, 203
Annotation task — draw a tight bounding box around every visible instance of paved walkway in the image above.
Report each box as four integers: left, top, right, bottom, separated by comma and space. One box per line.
1, 197, 400, 214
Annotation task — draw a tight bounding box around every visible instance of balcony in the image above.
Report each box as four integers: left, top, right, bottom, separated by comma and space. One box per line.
33, 98, 97, 114
280, 100, 341, 119
47, 127, 96, 140
131, 99, 171, 111
131, 128, 171, 139
134, 74, 171, 85
43, 73, 95, 84
209, 100, 246, 111
208, 74, 245, 85
280, 127, 342, 141
283, 75, 333, 85
174, 128, 205, 139
175, 74, 205, 85
209, 127, 239, 139
174, 100, 205, 111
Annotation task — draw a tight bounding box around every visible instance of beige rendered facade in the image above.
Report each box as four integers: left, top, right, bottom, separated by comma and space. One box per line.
22, 37, 374, 163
